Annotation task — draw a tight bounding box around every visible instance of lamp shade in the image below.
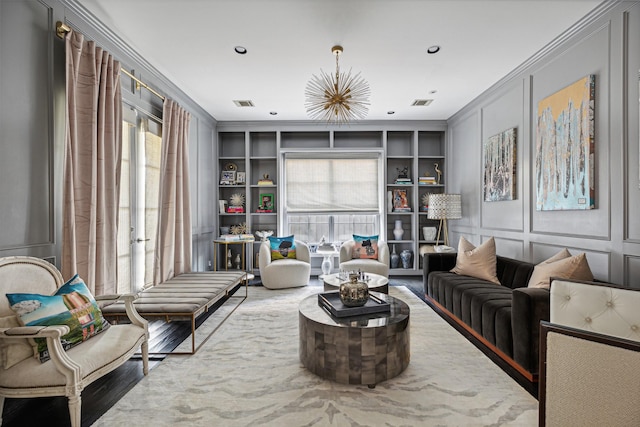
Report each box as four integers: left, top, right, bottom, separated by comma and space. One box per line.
427, 194, 462, 220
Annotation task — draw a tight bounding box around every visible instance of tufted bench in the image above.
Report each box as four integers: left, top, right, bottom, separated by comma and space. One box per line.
102, 271, 247, 354
539, 278, 640, 426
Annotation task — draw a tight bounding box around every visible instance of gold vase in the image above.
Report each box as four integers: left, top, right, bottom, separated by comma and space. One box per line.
339, 274, 369, 307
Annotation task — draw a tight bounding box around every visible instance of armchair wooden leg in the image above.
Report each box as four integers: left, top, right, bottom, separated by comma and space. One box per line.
68, 394, 81, 427
142, 340, 149, 375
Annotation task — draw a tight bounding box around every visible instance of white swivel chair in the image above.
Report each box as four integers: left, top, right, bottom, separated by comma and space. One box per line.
0, 256, 149, 427
339, 240, 390, 278
259, 240, 311, 289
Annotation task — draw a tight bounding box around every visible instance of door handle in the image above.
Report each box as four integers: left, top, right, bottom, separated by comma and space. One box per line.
134, 238, 150, 243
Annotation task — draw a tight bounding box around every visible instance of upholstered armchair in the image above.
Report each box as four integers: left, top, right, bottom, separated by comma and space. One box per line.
539, 278, 640, 426
339, 240, 390, 278
259, 240, 311, 289
0, 256, 149, 427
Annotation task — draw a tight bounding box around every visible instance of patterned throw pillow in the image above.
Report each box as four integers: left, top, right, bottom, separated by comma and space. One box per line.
269, 235, 297, 260
6, 274, 111, 363
352, 234, 379, 260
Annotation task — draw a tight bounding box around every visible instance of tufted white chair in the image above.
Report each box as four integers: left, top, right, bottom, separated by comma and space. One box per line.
538, 278, 640, 426
259, 240, 311, 289
339, 240, 390, 278
0, 256, 149, 427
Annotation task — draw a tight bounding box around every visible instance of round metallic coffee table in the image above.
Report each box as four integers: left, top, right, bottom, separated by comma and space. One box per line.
322, 272, 389, 294
298, 292, 410, 387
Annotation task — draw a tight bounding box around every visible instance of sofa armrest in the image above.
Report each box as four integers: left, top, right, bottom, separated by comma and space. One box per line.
512, 287, 551, 374
422, 252, 457, 284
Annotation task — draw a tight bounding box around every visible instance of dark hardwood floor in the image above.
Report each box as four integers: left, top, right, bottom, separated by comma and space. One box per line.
2, 276, 535, 426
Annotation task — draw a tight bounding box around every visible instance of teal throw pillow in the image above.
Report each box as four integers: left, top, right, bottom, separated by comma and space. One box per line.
269, 235, 297, 260
352, 234, 379, 259
6, 274, 110, 363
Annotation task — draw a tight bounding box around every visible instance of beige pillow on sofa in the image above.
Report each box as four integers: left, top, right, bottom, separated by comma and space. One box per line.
450, 236, 500, 285
527, 250, 594, 289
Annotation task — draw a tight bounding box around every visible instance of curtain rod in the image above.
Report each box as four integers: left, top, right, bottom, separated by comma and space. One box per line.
56, 21, 165, 101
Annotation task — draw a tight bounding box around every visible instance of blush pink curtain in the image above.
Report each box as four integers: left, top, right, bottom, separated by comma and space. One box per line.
153, 99, 192, 284
62, 31, 122, 295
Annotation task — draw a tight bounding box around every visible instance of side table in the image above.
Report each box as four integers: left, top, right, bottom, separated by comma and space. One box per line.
213, 239, 255, 284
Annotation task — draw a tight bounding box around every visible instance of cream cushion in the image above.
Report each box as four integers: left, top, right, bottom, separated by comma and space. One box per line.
528, 251, 593, 289
450, 236, 500, 285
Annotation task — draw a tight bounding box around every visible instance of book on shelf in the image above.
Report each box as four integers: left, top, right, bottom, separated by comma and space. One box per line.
393, 207, 412, 212
218, 234, 255, 242
256, 208, 273, 213
257, 179, 274, 185
394, 178, 412, 184
226, 206, 245, 213
419, 176, 437, 185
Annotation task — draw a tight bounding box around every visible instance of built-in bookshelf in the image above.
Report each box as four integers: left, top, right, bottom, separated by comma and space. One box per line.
216, 126, 446, 276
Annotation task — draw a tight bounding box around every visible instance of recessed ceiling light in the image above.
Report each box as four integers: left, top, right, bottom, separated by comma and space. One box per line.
411, 99, 434, 107
233, 100, 254, 107
427, 45, 440, 54
387, 111, 395, 115
269, 111, 278, 116
234, 46, 247, 54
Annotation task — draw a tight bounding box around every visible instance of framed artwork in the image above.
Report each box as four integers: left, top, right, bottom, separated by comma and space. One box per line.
535, 75, 595, 210
236, 171, 246, 184
484, 127, 517, 202
392, 189, 410, 211
220, 170, 236, 185
258, 193, 274, 212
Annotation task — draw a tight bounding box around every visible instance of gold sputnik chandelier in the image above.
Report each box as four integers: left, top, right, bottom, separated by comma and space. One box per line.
305, 45, 370, 124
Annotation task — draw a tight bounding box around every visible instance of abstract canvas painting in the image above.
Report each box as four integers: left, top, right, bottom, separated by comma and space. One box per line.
483, 127, 517, 202
535, 75, 595, 210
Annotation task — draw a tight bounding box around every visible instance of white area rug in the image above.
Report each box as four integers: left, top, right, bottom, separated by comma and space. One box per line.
94, 286, 537, 426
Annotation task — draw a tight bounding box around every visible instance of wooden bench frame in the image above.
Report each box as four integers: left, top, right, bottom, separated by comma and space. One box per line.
102, 271, 248, 355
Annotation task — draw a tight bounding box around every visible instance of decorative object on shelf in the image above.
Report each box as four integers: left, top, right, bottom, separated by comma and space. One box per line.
434, 162, 443, 185
395, 167, 412, 185
219, 200, 228, 214
390, 244, 400, 269
220, 226, 230, 235
393, 219, 404, 240
227, 249, 233, 269
420, 193, 431, 211
257, 193, 274, 212
220, 170, 236, 185
400, 249, 412, 269
484, 127, 516, 202
304, 45, 370, 124
387, 190, 393, 212
224, 162, 238, 172
255, 230, 274, 242
234, 253, 241, 269
427, 194, 462, 247
392, 189, 411, 212
536, 75, 595, 211
230, 222, 248, 235
257, 173, 273, 185
422, 226, 437, 241
227, 193, 245, 213
236, 171, 246, 184
339, 273, 369, 307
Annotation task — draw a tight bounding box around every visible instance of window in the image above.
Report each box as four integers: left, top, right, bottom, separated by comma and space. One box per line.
283, 152, 383, 243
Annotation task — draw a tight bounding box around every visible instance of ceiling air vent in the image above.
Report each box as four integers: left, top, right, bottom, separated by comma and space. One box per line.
411, 99, 433, 107
233, 100, 255, 107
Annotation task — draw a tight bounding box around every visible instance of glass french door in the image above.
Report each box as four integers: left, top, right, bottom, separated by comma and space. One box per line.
117, 106, 162, 293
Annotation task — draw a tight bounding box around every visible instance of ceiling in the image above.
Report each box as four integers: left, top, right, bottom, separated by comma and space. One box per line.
78, 0, 602, 122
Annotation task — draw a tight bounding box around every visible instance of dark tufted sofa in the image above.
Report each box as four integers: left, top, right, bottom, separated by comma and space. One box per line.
423, 252, 551, 381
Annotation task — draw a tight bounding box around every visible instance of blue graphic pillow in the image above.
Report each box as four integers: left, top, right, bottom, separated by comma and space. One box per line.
269, 235, 297, 260
352, 234, 379, 259
6, 274, 110, 363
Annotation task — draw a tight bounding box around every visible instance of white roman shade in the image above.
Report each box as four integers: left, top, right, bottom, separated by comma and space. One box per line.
285, 154, 380, 213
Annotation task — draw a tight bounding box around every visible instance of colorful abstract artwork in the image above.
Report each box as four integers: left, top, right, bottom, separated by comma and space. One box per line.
483, 127, 517, 202
535, 75, 595, 210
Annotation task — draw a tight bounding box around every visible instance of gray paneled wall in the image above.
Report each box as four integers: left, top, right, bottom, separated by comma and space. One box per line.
447, 1, 640, 287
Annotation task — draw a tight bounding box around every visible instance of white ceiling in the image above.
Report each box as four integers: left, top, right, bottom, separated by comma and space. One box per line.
78, 0, 602, 122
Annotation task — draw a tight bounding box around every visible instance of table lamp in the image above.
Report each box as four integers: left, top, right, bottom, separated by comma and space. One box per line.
427, 194, 462, 247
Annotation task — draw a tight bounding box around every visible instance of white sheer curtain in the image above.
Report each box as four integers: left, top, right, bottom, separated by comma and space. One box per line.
153, 99, 192, 284
62, 30, 122, 295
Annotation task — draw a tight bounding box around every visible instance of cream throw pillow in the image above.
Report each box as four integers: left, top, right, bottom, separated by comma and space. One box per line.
0, 315, 37, 369
527, 250, 594, 289
450, 236, 500, 285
